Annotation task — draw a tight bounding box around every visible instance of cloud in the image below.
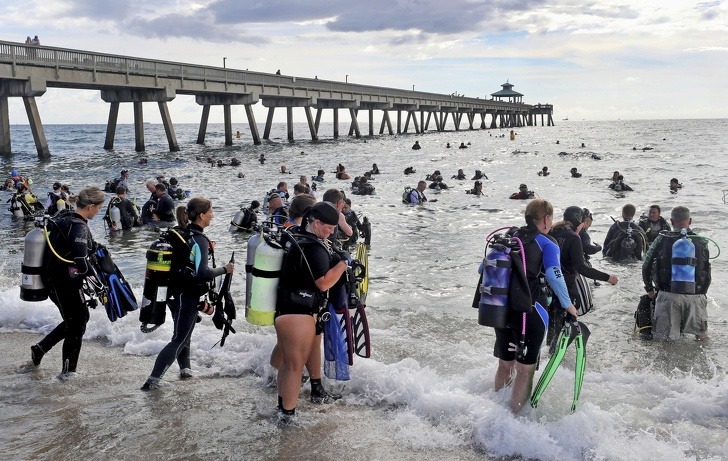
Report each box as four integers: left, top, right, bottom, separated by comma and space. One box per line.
203, 0, 549, 35
63, 0, 133, 20
123, 12, 268, 44
207, 0, 336, 23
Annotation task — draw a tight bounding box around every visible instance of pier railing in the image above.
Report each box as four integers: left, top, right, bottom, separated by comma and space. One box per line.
0, 40, 532, 110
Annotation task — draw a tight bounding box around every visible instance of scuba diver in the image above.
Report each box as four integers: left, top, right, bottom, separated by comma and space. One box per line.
602, 204, 648, 260
312, 169, 326, 182
9, 183, 44, 219
428, 176, 449, 190
570, 167, 582, 178
466, 181, 484, 196
274, 202, 348, 424
452, 169, 467, 180
642, 206, 711, 341
638, 205, 671, 244
484, 199, 579, 413
609, 175, 633, 192
472, 170, 487, 180
579, 208, 601, 258
104, 186, 140, 231
509, 184, 535, 200
141, 198, 234, 390
167, 177, 186, 201
29, 187, 107, 379
537, 166, 550, 176
669, 177, 683, 193
548, 206, 618, 346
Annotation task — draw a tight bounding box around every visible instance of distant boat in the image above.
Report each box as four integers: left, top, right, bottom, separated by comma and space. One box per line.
562, 117, 569, 121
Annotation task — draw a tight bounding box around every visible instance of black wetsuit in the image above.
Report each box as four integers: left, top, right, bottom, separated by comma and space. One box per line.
548, 224, 610, 344
638, 217, 671, 244
276, 228, 333, 317
149, 224, 225, 379
154, 192, 176, 223
579, 228, 601, 258
37, 212, 96, 373
105, 197, 139, 230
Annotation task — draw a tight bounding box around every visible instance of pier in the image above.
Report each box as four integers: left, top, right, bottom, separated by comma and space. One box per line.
0, 40, 554, 158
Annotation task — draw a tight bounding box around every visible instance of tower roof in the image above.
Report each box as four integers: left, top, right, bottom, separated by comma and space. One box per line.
491, 81, 523, 97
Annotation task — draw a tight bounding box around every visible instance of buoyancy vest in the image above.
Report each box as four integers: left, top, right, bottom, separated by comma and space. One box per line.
655, 231, 711, 294
514, 228, 549, 305
274, 231, 330, 313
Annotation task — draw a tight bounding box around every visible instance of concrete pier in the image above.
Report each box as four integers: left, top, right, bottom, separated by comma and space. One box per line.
0, 40, 554, 155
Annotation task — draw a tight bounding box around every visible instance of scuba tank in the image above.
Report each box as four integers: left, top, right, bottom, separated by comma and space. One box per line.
10, 196, 24, 218
245, 230, 264, 309
20, 225, 49, 301
671, 228, 696, 294
246, 235, 284, 326
139, 239, 174, 332
229, 208, 245, 233
618, 226, 637, 259
478, 238, 512, 328
109, 205, 122, 229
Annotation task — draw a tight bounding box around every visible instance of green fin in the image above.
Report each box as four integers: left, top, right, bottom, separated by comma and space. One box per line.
571, 326, 588, 412
530, 323, 572, 408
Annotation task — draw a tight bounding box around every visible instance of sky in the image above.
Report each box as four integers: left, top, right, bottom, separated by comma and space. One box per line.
1, 0, 727, 124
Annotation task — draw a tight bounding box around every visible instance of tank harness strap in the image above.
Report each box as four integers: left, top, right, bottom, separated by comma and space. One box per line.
485, 258, 511, 269
672, 256, 698, 266
251, 266, 281, 279
479, 286, 508, 296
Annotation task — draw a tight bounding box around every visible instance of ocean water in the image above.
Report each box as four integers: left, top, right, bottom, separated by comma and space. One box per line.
0, 118, 727, 460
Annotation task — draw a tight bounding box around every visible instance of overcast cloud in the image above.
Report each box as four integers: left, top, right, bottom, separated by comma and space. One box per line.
1, 0, 725, 122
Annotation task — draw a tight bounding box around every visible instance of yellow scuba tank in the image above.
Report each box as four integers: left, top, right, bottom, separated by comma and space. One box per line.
245, 230, 264, 309
139, 239, 173, 332
20, 225, 49, 301
247, 236, 284, 326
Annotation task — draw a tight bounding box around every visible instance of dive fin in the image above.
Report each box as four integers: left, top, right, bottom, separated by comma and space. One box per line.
353, 302, 371, 358
571, 331, 587, 413
355, 243, 368, 302
337, 308, 355, 366
530, 323, 572, 408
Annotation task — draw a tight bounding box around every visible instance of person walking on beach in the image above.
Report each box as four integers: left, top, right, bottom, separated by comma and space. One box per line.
29, 187, 106, 380
141, 198, 234, 390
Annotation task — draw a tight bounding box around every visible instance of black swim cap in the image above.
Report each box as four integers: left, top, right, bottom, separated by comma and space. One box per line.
563, 206, 583, 228
309, 201, 339, 225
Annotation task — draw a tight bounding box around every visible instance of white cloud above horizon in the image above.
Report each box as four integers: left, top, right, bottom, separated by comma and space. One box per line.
1, 0, 726, 124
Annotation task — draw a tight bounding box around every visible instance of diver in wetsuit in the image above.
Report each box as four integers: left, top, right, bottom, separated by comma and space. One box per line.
30, 187, 106, 379
548, 206, 618, 345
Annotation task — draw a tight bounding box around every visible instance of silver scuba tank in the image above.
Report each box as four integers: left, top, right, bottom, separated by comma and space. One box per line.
10, 197, 24, 218
229, 208, 245, 233
20, 226, 49, 301
109, 206, 122, 229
